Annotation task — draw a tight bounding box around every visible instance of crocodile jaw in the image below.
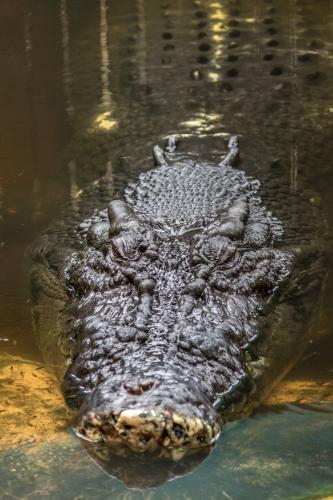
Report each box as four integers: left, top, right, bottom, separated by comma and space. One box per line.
74, 407, 221, 453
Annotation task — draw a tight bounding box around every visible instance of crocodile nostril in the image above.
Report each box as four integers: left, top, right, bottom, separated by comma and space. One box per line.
141, 381, 155, 392
123, 381, 155, 395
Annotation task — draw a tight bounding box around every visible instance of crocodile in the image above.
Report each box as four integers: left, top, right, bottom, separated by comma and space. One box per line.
30, 135, 328, 455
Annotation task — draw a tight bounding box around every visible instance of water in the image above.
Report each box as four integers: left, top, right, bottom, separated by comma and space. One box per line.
1, 0, 333, 497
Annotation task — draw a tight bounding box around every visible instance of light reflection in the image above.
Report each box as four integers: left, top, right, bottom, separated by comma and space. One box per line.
100, 0, 112, 109
207, 71, 220, 82
59, 0, 75, 119
136, 0, 148, 85
94, 111, 117, 131
208, 2, 227, 69
68, 160, 80, 211
93, 0, 118, 132
210, 9, 226, 22
211, 23, 224, 33
180, 112, 224, 134
211, 34, 224, 43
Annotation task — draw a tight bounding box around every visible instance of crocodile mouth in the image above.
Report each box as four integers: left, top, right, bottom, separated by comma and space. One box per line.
74, 408, 221, 453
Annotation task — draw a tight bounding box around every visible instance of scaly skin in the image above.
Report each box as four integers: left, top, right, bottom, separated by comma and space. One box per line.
31, 136, 327, 454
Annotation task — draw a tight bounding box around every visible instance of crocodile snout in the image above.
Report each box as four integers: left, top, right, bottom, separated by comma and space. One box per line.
73, 373, 221, 453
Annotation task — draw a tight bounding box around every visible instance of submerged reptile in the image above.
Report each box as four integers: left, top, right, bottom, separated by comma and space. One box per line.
31, 136, 328, 454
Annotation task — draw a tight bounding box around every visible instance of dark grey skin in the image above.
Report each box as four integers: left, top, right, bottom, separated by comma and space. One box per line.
31, 136, 328, 455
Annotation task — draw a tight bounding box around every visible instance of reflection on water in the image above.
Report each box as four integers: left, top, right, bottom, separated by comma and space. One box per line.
83, 440, 212, 489
60, 0, 75, 120
1, 402, 333, 498
0, 0, 333, 497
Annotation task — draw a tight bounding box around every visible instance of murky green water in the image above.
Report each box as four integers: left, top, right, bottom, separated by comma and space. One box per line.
1, 405, 333, 499
1, 0, 333, 497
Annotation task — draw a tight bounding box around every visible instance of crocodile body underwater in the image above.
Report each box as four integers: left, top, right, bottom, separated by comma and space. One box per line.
30, 135, 329, 456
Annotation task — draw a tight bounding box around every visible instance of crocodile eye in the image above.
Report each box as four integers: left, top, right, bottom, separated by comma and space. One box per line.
198, 235, 236, 266
110, 236, 127, 259
220, 251, 235, 265
111, 231, 149, 260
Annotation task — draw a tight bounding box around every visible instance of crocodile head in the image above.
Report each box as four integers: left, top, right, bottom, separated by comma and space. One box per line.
62, 142, 292, 453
